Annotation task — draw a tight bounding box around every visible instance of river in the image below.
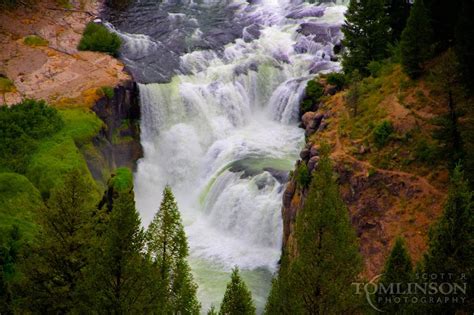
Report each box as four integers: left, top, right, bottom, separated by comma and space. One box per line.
106, 0, 347, 312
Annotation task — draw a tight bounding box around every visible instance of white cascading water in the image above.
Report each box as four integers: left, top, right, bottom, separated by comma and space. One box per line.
126, 0, 348, 312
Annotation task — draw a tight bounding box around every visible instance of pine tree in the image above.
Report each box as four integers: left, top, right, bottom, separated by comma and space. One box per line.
146, 186, 200, 314
342, 0, 390, 75
207, 305, 218, 315
376, 237, 413, 313
219, 267, 256, 315
82, 181, 153, 314
423, 165, 474, 313
0, 225, 21, 314
19, 169, 96, 313
455, 0, 474, 93
385, 0, 412, 42
400, 0, 433, 78
287, 144, 362, 314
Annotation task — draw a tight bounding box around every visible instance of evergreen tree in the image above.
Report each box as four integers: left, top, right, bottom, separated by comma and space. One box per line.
219, 267, 256, 315
423, 165, 474, 313
455, 0, 474, 93
342, 0, 390, 75
207, 305, 218, 315
264, 254, 297, 315
385, 0, 412, 42
146, 186, 200, 314
400, 0, 433, 78
0, 225, 22, 314
19, 169, 96, 313
82, 182, 152, 314
286, 144, 362, 314
376, 237, 413, 313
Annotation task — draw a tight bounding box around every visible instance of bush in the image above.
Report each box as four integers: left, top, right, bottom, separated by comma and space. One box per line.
367, 61, 382, 77
295, 162, 311, 188
24, 35, 49, 47
300, 80, 324, 113
97, 86, 115, 99
0, 99, 64, 173
326, 72, 346, 90
373, 120, 394, 148
0, 76, 15, 93
78, 23, 121, 56
415, 139, 437, 164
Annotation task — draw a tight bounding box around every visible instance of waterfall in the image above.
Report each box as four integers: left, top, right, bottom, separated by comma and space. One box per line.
111, 0, 348, 312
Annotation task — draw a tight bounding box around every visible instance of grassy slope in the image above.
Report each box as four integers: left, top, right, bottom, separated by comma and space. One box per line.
310, 63, 450, 275
0, 108, 104, 236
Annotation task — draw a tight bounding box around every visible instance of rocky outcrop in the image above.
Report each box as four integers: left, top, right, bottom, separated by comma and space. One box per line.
280, 82, 446, 277
86, 81, 143, 183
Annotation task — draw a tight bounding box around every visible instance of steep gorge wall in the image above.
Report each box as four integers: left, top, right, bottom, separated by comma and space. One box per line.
281, 80, 446, 277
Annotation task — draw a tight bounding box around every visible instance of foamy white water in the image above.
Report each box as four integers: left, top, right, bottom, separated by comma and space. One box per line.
125, 1, 348, 312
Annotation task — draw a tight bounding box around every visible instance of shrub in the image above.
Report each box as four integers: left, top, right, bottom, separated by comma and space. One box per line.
0, 99, 64, 173
24, 35, 49, 47
300, 80, 324, 113
78, 23, 121, 56
326, 72, 346, 90
373, 120, 394, 148
97, 86, 115, 99
0, 76, 14, 93
295, 162, 311, 188
367, 60, 382, 77
415, 139, 437, 164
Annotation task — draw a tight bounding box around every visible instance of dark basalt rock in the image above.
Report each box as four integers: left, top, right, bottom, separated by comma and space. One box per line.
89, 81, 143, 183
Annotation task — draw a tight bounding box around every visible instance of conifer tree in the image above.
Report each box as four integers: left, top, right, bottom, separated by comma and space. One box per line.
342, 0, 390, 75
219, 267, 256, 315
146, 186, 200, 314
455, 0, 474, 93
287, 144, 362, 314
376, 237, 413, 313
423, 165, 474, 313
400, 0, 433, 78
385, 0, 412, 42
82, 178, 152, 314
19, 169, 96, 313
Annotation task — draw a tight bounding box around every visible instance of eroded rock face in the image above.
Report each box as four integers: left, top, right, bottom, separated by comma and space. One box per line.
0, 0, 129, 106
88, 81, 143, 183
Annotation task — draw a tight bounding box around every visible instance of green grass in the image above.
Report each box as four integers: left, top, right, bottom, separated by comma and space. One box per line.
0, 173, 42, 238
110, 167, 133, 192
23, 35, 49, 47
0, 76, 15, 93
26, 109, 102, 197
59, 109, 103, 146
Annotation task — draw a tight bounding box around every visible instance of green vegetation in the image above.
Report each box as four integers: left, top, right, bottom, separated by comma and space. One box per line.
23, 35, 49, 47
400, 0, 433, 78
0, 76, 14, 93
19, 169, 97, 313
97, 86, 115, 99
265, 146, 362, 314
300, 80, 324, 113
373, 120, 394, 148
78, 23, 121, 56
341, 0, 389, 75
146, 186, 200, 314
376, 237, 413, 313
295, 162, 311, 188
110, 167, 133, 192
386, 0, 411, 42
0, 99, 63, 173
0, 173, 41, 238
219, 267, 256, 315
423, 165, 473, 312
325, 72, 346, 90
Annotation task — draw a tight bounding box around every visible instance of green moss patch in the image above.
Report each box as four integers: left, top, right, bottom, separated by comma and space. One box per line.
110, 167, 133, 192
0, 173, 42, 238
23, 35, 49, 47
